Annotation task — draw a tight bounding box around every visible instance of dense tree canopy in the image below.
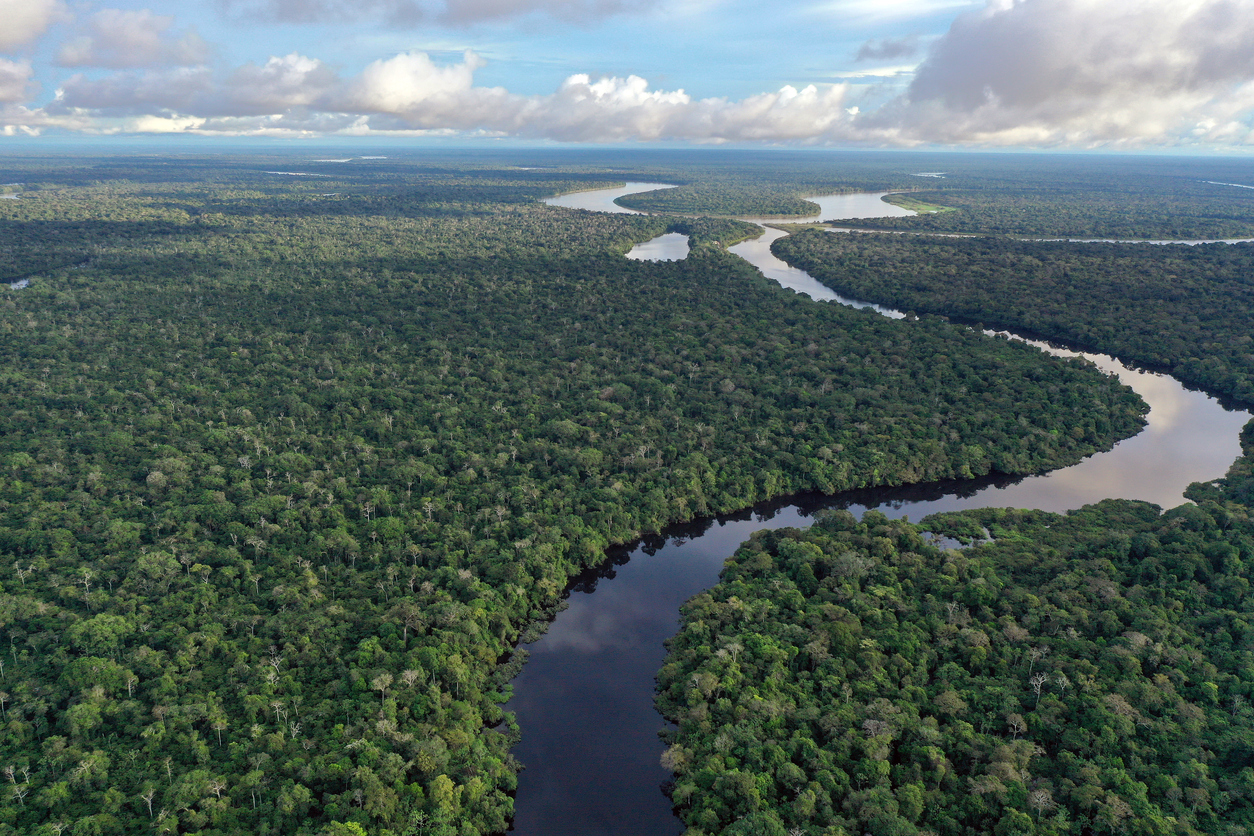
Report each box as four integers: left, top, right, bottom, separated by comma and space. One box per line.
614, 153, 1254, 238
0, 153, 1146, 836
829, 157, 1254, 239
655, 155, 1254, 836
658, 422, 1254, 836
774, 230, 1254, 405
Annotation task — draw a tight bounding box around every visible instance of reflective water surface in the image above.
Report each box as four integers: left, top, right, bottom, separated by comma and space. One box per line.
626, 232, 690, 262
729, 225, 904, 314
544, 181, 677, 214
510, 184, 1252, 836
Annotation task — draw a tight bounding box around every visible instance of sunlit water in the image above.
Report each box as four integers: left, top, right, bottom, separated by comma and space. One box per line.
626, 232, 689, 262
507, 183, 1252, 836
545, 181, 677, 214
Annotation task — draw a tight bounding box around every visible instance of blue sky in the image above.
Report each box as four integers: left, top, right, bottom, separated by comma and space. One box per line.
2, 0, 1253, 147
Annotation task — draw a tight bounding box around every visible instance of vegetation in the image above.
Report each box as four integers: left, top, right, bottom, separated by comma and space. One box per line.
0, 153, 1145, 836
773, 230, 1254, 404
824, 158, 1254, 239
880, 194, 955, 215
657, 420, 1254, 836
655, 156, 1254, 836
618, 184, 835, 218
603, 152, 1254, 238
601, 153, 918, 216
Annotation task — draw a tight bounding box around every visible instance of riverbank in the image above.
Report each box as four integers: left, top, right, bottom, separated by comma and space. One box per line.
882, 192, 955, 214
512, 183, 1249, 836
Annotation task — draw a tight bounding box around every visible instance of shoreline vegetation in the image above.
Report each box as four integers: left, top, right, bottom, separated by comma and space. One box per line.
652, 154, 1254, 836
657, 426, 1254, 836
772, 230, 1254, 406
0, 149, 1249, 836
881, 193, 956, 215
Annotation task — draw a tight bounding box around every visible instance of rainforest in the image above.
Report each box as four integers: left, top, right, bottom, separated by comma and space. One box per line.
0, 148, 1252, 836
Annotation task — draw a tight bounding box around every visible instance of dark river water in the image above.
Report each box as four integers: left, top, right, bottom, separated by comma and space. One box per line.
506, 183, 1252, 836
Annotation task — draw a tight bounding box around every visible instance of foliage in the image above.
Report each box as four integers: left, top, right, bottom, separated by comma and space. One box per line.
774, 230, 1254, 404
828, 157, 1254, 239
609, 152, 1254, 238
0, 154, 1144, 835
658, 426, 1254, 836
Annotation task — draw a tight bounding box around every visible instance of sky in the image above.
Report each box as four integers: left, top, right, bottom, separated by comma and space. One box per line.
1, 0, 1253, 148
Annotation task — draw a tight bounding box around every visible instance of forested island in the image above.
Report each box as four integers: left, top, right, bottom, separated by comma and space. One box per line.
0, 149, 1251, 836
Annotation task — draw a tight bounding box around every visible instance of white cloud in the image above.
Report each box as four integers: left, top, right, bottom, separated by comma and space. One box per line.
120, 114, 208, 133
515, 74, 694, 141
342, 50, 488, 113
56, 9, 209, 69
525, 78, 859, 143
0, 0, 63, 50
32, 49, 862, 143
328, 51, 520, 131
835, 64, 918, 79
0, 60, 34, 103
882, 0, 1254, 144
333, 59, 861, 142
221, 53, 339, 115
10, 0, 1254, 147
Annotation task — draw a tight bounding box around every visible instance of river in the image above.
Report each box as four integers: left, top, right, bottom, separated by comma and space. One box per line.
506, 183, 1251, 836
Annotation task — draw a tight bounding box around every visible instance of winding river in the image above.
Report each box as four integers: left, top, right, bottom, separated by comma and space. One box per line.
507, 184, 1252, 836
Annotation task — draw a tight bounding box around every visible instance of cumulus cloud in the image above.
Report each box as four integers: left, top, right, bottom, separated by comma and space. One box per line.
517, 76, 859, 142
341, 50, 492, 115
0, 60, 35, 103
221, 53, 339, 115
314, 51, 524, 133
12, 0, 1254, 146
55, 9, 209, 69
215, 0, 658, 25
327, 56, 862, 142
0, 0, 63, 50
52, 67, 213, 115
49, 54, 340, 119
882, 0, 1254, 144
33, 47, 863, 142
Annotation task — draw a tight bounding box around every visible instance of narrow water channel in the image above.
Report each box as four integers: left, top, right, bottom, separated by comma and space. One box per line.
507, 183, 1252, 836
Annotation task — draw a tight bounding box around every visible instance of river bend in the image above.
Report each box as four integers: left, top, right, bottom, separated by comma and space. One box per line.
504, 183, 1251, 836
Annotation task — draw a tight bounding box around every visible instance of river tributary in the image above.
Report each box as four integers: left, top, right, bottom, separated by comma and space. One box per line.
506, 183, 1252, 836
